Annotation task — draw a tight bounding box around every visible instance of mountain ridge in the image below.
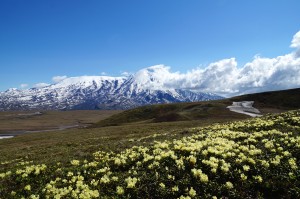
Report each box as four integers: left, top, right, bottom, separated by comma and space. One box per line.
0, 67, 223, 111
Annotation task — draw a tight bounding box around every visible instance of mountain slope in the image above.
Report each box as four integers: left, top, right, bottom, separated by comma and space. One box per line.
0, 67, 223, 111
0, 76, 126, 110
93, 88, 300, 127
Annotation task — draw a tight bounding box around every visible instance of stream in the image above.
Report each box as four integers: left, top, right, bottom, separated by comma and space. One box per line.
0, 124, 81, 139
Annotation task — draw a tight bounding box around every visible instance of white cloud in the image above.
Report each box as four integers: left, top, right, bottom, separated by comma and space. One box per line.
34, 83, 50, 88
101, 72, 107, 75
133, 30, 300, 97
290, 30, 300, 48
52, 76, 67, 83
133, 65, 182, 90
20, 84, 28, 89
121, 71, 131, 76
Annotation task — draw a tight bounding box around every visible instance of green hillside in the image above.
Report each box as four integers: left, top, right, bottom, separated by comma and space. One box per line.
230, 87, 300, 109
93, 88, 300, 127
92, 101, 244, 127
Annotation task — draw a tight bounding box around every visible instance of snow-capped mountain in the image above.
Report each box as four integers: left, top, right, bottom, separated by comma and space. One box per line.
0, 66, 223, 111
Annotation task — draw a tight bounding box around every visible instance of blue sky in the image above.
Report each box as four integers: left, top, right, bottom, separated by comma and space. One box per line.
1, 0, 300, 91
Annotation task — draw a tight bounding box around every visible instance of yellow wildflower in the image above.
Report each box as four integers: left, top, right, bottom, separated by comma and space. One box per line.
189, 187, 197, 197
116, 186, 124, 195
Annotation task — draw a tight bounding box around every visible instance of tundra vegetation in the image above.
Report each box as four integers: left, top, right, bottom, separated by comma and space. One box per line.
0, 110, 299, 198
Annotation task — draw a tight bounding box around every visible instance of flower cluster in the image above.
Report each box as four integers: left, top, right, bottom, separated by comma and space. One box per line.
1, 110, 300, 198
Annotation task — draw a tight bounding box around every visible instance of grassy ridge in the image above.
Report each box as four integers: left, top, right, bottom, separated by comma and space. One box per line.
92, 101, 248, 127
93, 88, 300, 127
231, 87, 300, 109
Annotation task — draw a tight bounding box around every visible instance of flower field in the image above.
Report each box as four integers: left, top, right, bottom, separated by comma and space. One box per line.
1, 110, 300, 198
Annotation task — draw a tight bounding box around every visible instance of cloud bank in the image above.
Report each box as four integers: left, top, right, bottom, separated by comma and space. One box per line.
137, 30, 300, 97
291, 30, 300, 48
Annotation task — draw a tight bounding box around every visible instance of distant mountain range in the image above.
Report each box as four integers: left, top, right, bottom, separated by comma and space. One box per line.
0, 67, 223, 111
